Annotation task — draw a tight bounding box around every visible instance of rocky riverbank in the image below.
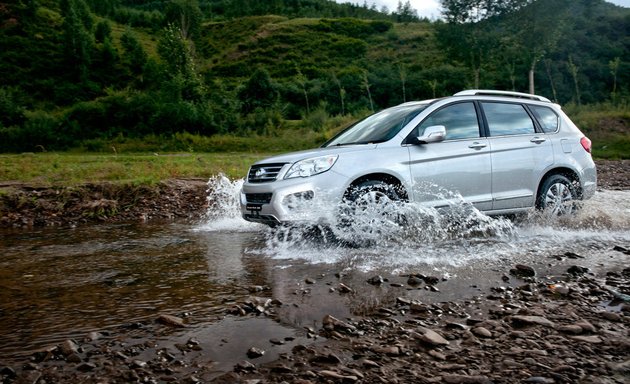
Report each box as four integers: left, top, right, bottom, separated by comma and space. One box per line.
0, 260, 628, 383
1, 160, 629, 228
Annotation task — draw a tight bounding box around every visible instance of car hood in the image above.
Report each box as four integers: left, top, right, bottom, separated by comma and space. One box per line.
254, 144, 377, 165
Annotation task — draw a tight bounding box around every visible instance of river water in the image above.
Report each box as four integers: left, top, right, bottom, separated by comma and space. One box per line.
1, 176, 629, 366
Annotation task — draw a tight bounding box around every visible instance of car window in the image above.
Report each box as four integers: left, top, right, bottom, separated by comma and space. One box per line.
416, 102, 480, 140
482, 102, 535, 136
530, 105, 559, 133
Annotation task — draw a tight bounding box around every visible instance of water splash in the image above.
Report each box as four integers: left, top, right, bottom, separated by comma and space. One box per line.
198, 175, 630, 273
196, 174, 263, 232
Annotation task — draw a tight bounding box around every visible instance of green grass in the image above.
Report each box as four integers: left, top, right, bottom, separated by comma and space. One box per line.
0, 152, 271, 186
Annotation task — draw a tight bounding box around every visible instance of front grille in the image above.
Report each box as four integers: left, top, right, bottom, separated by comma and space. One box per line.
248, 163, 286, 183
246, 193, 273, 204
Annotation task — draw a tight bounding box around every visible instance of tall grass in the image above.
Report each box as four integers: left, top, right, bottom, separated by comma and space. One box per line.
563, 101, 630, 159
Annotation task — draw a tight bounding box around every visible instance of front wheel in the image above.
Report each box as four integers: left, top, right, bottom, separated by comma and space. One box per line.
336, 180, 406, 242
536, 174, 579, 216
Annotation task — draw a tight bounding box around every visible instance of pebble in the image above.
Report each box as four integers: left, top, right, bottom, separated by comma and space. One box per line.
157, 314, 185, 327
247, 347, 265, 358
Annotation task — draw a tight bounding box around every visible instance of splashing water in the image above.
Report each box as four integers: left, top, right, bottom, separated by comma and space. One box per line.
198, 174, 630, 272
197, 174, 264, 232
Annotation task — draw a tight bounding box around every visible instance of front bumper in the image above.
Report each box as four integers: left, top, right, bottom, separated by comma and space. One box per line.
239, 172, 348, 226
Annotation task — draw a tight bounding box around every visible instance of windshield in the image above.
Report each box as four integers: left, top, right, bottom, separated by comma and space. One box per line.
323, 103, 428, 147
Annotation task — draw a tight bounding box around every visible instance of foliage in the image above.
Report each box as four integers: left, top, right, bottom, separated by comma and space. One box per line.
0, 0, 628, 154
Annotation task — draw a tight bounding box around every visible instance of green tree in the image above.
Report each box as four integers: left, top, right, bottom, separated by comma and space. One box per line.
238, 68, 278, 114
164, 0, 203, 40
157, 23, 205, 101
62, 0, 95, 81
121, 28, 147, 75
95, 20, 112, 43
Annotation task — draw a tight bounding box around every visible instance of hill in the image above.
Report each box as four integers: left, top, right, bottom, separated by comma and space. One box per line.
0, 0, 628, 154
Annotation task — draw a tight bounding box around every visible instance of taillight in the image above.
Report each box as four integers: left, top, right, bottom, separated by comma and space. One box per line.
580, 137, 592, 153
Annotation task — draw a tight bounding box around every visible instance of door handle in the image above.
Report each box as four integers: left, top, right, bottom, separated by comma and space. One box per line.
531, 137, 547, 144
468, 142, 487, 149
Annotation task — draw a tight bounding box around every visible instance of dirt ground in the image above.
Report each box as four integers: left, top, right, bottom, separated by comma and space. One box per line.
0, 160, 628, 384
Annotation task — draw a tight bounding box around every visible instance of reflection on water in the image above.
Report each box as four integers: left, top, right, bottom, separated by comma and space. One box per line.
0, 223, 269, 357
0, 178, 629, 362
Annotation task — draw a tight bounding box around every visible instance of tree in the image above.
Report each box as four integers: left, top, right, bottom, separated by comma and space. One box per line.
62, 0, 95, 81
158, 23, 205, 101
504, 0, 570, 94
164, 0, 203, 40
238, 69, 278, 114
121, 28, 147, 76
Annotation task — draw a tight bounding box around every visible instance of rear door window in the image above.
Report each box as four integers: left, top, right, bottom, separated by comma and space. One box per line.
482, 102, 535, 136
529, 105, 559, 133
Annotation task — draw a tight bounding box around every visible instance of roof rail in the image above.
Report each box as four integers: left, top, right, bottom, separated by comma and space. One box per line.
454, 89, 551, 102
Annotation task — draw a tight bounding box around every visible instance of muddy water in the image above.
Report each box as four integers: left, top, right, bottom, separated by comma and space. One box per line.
1, 177, 629, 368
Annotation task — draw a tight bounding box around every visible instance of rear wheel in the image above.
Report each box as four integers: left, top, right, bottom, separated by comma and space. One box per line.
536, 174, 579, 216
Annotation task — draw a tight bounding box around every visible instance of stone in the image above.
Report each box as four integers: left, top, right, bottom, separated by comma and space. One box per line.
319, 370, 358, 381
558, 324, 583, 334
414, 326, 449, 346
472, 327, 492, 338
570, 335, 603, 344
247, 347, 265, 358
407, 276, 423, 286
157, 314, 185, 327
567, 265, 589, 276
367, 275, 384, 285
510, 264, 536, 278
60, 339, 79, 356
338, 283, 353, 293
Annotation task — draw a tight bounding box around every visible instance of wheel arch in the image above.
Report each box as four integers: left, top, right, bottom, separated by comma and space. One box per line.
536, 167, 582, 207
344, 173, 409, 201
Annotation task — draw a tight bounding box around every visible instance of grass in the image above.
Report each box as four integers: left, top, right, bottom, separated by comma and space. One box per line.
0, 152, 271, 186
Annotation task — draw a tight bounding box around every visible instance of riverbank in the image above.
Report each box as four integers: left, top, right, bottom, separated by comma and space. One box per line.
1, 160, 629, 228
0, 161, 628, 383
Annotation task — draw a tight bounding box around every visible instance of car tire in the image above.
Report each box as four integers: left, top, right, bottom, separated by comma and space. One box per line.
335, 180, 406, 242
536, 174, 579, 216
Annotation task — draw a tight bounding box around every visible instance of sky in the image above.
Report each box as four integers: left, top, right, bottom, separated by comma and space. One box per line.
334, 0, 630, 20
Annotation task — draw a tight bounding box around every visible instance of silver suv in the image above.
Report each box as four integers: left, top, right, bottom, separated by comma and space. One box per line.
240, 90, 597, 227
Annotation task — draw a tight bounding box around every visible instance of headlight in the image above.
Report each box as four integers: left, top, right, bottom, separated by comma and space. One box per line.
285, 155, 338, 179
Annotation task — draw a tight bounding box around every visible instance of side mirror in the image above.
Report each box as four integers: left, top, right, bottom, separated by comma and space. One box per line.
416, 125, 446, 144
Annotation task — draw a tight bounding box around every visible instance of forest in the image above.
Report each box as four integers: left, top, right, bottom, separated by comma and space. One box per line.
0, 0, 628, 153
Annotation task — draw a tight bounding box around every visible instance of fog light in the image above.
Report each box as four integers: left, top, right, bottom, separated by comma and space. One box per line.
283, 191, 314, 210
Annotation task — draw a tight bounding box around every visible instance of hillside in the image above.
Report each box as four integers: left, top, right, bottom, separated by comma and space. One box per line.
0, 0, 628, 154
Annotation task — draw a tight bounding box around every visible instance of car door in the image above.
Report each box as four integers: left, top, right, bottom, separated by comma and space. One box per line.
407, 102, 493, 211
480, 101, 554, 210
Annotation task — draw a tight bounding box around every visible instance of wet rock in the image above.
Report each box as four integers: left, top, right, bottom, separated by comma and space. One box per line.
157, 314, 185, 327
319, 370, 358, 382
567, 265, 589, 276
407, 275, 423, 286
234, 360, 256, 372
367, 275, 384, 285
570, 335, 603, 344
305, 278, 315, 284
575, 320, 596, 333
510, 264, 536, 278
310, 353, 342, 364
60, 339, 79, 356
15, 371, 41, 384
338, 283, 354, 293
322, 314, 357, 334
413, 326, 449, 347
269, 338, 285, 345
558, 324, 583, 334
371, 345, 400, 355
472, 327, 492, 338
424, 276, 440, 285
247, 347, 265, 358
